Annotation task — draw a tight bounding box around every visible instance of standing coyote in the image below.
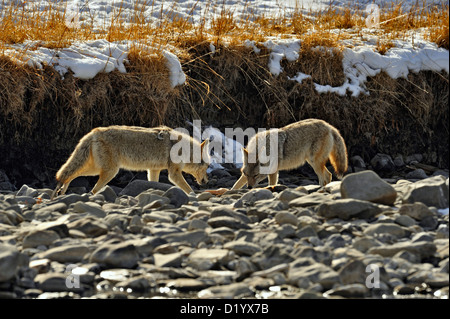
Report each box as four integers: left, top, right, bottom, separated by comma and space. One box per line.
51, 125, 210, 199
231, 119, 348, 189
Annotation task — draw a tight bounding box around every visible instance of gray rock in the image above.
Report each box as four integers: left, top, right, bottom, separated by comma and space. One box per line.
288, 263, 340, 290
405, 153, 423, 164
289, 193, 332, 207
104, 214, 129, 231
393, 250, 420, 263
224, 241, 262, 256
17, 185, 39, 197
187, 248, 234, 270
278, 188, 307, 202
325, 234, 347, 248
153, 252, 183, 267
0, 244, 29, 282
405, 169, 428, 180
53, 194, 90, 206
436, 224, 449, 239
296, 225, 318, 239
137, 192, 169, 207
119, 180, 172, 197
252, 245, 294, 270
35, 220, 70, 238
340, 170, 397, 205
324, 283, 369, 298
37, 244, 90, 263
22, 230, 60, 248
90, 241, 139, 268
210, 207, 251, 224
411, 232, 434, 243
166, 278, 212, 291
210, 169, 232, 178
394, 215, 416, 227
34, 202, 68, 216
72, 202, 106, 218
393, 156, 405, 168
163, 187, 189, 208
67, 217, 108, 237
368, 241, 436, 259
275, 211, 298, 226
162, 230, 209, 247
115, 275, 155, 292
34, 273, 83, 292
188, 219, 210, 231
363, 223, 408, 239
0, 210, 23, 225
338, 259, 367, 285
317, 199, 382, 220
370, 153, 395, 173
198, 282, 253, 298
398, 202, 435, 221
240, 189, 274, 203
142, 211, 174, 224
97, 186, 117, 203
208, 216, 250, 229
197, 192, 214, 201
419, 215, 438, 230
401, 175, 449, 209
350, 155, 366, 168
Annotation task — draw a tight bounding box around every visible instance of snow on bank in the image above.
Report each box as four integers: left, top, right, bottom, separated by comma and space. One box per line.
4, 39, 186, 87
4, 35, 448, 96
289, 40, 449, 97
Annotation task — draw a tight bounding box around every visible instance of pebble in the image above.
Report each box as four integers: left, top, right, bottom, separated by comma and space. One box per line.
0, 166, 448, 300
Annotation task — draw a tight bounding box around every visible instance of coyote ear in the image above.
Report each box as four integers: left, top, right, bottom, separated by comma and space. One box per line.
242, 148, 249, 161
201, 138, 210, 155
201, 138, 209, 148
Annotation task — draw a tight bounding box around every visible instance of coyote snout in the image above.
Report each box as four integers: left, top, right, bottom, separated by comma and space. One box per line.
51, 125, 210, 199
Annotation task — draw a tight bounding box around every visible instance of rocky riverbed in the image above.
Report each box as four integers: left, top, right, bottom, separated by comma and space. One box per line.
0, 165, 449, 299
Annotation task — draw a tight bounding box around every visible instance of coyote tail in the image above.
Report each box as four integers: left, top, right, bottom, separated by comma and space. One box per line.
54, 132, 93, 187
329, 129, 348, 179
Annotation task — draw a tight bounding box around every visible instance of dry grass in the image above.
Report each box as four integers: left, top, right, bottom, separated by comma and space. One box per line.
0, 0, 448, 50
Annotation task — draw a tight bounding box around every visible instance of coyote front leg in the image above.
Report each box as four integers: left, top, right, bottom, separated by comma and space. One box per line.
231, 174, 247, 190
168, 164, 194, 194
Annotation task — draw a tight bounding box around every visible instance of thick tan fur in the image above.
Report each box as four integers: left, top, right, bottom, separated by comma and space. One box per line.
51, 125, 210, 199
232, 119, 348, 189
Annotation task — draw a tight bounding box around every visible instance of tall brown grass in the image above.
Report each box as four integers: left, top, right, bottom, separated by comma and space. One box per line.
0, 0, 448, 52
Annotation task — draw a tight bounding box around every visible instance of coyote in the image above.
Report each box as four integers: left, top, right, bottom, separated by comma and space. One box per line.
231, 119, 348, 189
51, 125, 210, 199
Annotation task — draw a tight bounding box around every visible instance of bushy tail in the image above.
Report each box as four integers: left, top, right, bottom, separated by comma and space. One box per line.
329, 129, 348, 179
55, 132, 93, 184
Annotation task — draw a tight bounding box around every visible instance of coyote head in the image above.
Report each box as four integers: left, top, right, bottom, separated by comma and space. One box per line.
192, 139, 210, 185
241, 148, 267, 188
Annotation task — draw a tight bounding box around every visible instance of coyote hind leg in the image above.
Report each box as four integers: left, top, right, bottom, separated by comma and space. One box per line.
310, 161, 332, 186
268, 172, 279, 186
147, 169, 161, 182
